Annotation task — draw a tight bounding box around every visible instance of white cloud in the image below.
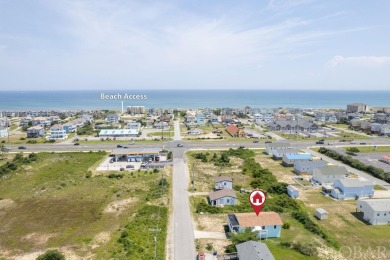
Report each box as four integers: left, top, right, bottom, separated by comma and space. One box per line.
328, 55, 390, 67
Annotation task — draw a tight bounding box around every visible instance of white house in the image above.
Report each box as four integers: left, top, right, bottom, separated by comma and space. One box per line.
282, 153, 312, 167
214, 176, 233, 190
105, 114, 120, 124
126, 121, 141, 132
0, 126, 7, 138
312, 166, 347, 185
272, 148, 299, 160
356, 199, 390, 225
47, 124, 68, 140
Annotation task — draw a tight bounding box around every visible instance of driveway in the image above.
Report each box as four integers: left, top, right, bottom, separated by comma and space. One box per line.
194, 230, 227, 239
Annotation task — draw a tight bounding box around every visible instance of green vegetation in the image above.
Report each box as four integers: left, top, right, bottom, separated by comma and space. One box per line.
0, 153, 37, 177
77, 123, 95, 136
225, 228, 259, 253
374, 184, 387, 190
36, 250, 65, 260
318, 147, 390, 183
0, 152, 169, 259
343, 145, 390, 153
346, 147, 360, 155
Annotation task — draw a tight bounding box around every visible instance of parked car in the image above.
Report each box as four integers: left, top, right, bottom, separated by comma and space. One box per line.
74, 142, 80, 145
109, 159, 114, 163
18, 146, 26, 149
177, 144, 184, 147
129, 142, 135, 145
360, 142, 367, 145
120, 167, 125, 171
117, 145, 123, 148
316, 140, 324, 144
126, 165, 134, 168
253, 140, 259, 143
265, 141, 272, 143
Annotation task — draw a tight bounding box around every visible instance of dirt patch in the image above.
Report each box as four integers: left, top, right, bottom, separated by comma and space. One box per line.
195, 214, 227, 232
196, 238, 230, 254
103, 198, 138, 215
0, 198, 15, 210
94, 231, 111, 244
20, 233, 56, 246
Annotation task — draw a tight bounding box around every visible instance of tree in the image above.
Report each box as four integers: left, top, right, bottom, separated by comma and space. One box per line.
346, 147, 360, 155
36, 250, 65, 260
225, 228, 259, 253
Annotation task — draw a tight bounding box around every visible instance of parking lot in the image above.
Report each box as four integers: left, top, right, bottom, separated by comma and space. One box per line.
96, 156, 142, 171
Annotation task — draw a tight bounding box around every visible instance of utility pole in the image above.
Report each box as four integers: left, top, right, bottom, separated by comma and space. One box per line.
149, 228, 161, 260
192, 161, 195, 192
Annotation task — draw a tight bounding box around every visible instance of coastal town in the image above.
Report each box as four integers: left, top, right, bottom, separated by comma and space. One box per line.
1, 102, 390, 260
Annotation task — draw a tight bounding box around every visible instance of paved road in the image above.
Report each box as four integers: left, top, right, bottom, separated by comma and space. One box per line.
173, 120, 181, 141
172, 147, 196, 260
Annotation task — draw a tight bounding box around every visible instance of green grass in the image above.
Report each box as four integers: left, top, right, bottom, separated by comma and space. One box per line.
374, 185, 388, 190
277, 131, 370, 141
0, 134, 48, 144
343, 146, 390, 153
328, 124, 349, 129
0, 152, 169, 259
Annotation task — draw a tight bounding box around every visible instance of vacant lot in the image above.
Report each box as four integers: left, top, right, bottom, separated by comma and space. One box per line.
0, 152, 169, 259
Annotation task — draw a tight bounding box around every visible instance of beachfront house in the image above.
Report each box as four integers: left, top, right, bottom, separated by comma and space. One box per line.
265, 141, 290, 155
27, 126, 45, 138
294, 160, 328, 175
227, 212, 283, 239
236, 241, 275, 260
312, 166, 347, 185
330, 179, 374, 200
63, 122, 77, 133
47, 124, 68, 140
214, 176, 233, 190
287, 185, 300, 199
356, 199, 390, 225
195, 112, 206, 126
208, 189, 237, 206
282, 153, 312, 167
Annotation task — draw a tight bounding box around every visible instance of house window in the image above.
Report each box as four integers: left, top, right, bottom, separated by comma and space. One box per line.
262, 226, 265, 230
377, 213, 380, 216
274, 225, 277, 229
224, 182, 226, 186
360, 205, 362, 208
385, 213, 387, 216
227, 199, 230, 203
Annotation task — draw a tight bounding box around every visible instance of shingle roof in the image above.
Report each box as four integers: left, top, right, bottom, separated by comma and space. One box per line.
214, 176, 232, 183
337, 178, 373, 188
316, 166, 348, 176
284, 154, 312, 160
359, 199, 390, 211
209, 188, 237, 201
235, 212, 283, 227
236, 241, 275, 260
273, 148, 299, 154
294, 160, 328, 169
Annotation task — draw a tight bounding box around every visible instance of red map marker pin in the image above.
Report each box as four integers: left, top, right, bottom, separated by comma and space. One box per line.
249, 190, 266, 216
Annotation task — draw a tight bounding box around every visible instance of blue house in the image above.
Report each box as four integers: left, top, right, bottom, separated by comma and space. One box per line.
209, 188, 237, 206
287, 185, 300, 198
227, 212, 283, 239
214, 176, 233, 190
272, 148, 299, 160
196, 112, 206, 126
282, 153, 312, 167
330, 179, 374, 200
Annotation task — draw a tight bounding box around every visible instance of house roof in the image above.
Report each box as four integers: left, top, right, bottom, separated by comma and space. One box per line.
50, 124, 64, 130
358, 199, 390, 212
236, 241, 275, 260
27, 126, 43, 130
284, 154, 312, 160
214, 176, 232, 183
234, 212, 283, 227
265, 141, 290, 148
294, 160, 328, 169
209, 188, 237, 201
226, 124, 240, 135
316, 166, 348, 176
316, 208, 328, 214
337, 178, 373, 188
272, 148, 299, 155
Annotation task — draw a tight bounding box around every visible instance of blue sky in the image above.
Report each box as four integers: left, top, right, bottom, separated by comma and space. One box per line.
0, 0, 389, 90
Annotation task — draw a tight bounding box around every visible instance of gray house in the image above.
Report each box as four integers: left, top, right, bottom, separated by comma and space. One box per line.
105, 114, 119, 124
272, 148, 299, 160
356, 199, 390, 225
312, 166, 347, 185
214, 176, 233, 190
27, 126, 45, 138
265, 141, 291, 155
236, 241, 275, 260
209, 188, 237, 206
294, 160, 328, 175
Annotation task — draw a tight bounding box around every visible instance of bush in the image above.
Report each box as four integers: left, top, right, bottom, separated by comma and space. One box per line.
36, 249, 65, 260
27, 140, 37, 144
108, 173, 124, 179
19, 137, 26, 140
292, 242, 318, 256
282, 222, 290, 229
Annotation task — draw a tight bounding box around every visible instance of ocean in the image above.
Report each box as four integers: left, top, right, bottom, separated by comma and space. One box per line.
0, 90, 389, 111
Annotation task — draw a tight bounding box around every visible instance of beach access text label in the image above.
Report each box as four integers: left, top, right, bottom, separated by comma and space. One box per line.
100, 93, 148, 100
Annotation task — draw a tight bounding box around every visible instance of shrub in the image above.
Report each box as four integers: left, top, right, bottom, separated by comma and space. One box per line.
27, 140, 37, 144
36, 249, 65, 260
282, 222, 290, 229
108, 173, 124, 179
